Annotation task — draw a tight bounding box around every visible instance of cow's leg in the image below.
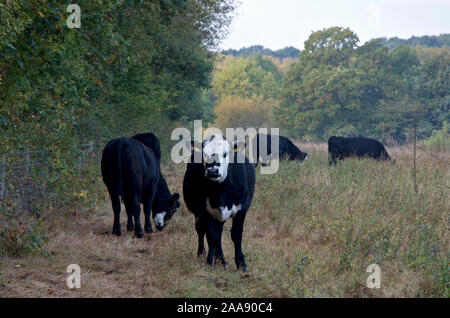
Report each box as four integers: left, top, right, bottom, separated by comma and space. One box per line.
205, 214, 220, 268
215, 221, 228, 269
126, 211, 134, 232
143, 190, 156, 233
231, 211, 248, 272
107, 188, 122, 236
329, 153, 337, 165
125, 194, 143, 238
195, 215, 206, 256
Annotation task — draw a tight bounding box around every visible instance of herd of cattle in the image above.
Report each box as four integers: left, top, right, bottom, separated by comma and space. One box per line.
101, 132, 391, 271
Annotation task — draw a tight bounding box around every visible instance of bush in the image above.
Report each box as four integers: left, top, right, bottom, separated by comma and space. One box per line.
421, 121, 448, 151
214, 96, 275, 130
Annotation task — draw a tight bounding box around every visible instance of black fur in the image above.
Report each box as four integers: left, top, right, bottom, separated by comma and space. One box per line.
252, 134, 308, 166
101, 134, 179, 237
328, 136, 391, 165
183, 139, 255, 271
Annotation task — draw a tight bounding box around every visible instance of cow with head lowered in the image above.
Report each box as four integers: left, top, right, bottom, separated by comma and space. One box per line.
101, 133, 180, 238
183, 133, 256, 272
328, 136, 391, 165
251, 134, 308, 166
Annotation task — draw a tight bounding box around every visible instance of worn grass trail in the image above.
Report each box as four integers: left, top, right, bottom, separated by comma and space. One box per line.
0, 144, 448, 297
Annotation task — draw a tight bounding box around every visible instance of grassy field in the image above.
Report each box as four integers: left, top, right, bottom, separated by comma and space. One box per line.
0, 143, 448, 297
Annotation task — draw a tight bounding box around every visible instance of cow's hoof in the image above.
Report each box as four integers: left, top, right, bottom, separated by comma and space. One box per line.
135, 232, 144, 238
112, 230, 121, 236
217, 257, 228, 269
205, 263, 215, 271
237, 264, 248, 272
127, 225, 134, 231
144, 227, 153, 233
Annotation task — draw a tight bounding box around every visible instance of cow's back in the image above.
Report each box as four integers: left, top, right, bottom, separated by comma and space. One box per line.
329, 136, 390, 160
101, 137, 160, 200
131, 133, 161, 162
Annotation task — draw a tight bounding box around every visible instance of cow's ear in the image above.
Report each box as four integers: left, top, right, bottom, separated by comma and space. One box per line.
171, 193, 180, 201
170, 193, 180, 206
232, 140, 246, 153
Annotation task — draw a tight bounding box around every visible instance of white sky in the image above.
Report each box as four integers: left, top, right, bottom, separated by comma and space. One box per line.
220, 0, 450, 50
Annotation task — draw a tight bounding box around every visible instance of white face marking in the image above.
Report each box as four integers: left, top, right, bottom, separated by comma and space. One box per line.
206, 199, 241, 222
154, 212, 166, 227
301, 155, 308, 165
202, 134, 231, 183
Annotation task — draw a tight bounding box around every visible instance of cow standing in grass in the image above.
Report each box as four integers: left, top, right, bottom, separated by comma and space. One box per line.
183, 134, 255, 271
251, 134, 308, 166
328, 136, 391, 165
101, 133, 180, 238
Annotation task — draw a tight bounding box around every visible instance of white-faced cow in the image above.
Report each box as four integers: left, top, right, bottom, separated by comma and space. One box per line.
328, 136, 391, 165
183, 133, 255, 271
252, 133, 308, 166
101, 133, 180, 238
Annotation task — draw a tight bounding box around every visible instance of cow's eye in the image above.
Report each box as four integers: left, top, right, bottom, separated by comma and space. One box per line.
223, 153, 227, 158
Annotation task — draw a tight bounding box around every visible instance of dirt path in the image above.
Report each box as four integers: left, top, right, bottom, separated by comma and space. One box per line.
0, 204, 196, 297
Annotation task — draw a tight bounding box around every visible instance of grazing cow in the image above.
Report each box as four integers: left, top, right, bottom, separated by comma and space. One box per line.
183, 133, 255, 271
101, 134, 180, 238
131, 133, 161, 162
328, 136, 391, 165
251, 133, 308, 166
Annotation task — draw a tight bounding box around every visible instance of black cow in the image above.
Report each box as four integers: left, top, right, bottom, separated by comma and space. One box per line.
251, 134, 308, 166
183, 133, 256, 271
328, 136, 391, 165
101, 134, 180, 238
131, 133, 161, 162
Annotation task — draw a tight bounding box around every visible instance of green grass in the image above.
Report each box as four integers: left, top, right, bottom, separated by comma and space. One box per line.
0, 145, 448, 297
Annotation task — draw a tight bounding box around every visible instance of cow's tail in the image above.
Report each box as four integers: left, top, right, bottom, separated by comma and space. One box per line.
114, 141, 125, 201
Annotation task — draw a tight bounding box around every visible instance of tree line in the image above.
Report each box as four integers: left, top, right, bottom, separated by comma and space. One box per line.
214, 28, 449, 143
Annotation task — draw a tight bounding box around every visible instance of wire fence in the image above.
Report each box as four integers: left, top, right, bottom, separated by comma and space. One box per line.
0, 142, 104, 213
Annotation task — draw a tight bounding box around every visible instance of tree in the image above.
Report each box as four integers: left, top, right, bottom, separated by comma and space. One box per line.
275, 28, 419, 141
212, 54, 282, 102
418, 50, 450, 132
0, 0, 238, 246
214, 96, 275, 130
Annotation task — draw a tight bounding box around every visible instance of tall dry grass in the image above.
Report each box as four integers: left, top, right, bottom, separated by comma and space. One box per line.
0, 144, 448, 297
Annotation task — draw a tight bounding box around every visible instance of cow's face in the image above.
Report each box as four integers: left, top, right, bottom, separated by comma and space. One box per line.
202, 134, 232, 182
186, 134, 245, 183
298, 151, 308, 165
154, 193, 180, 231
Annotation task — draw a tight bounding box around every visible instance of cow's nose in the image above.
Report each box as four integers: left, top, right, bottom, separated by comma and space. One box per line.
207, 167, 219, 177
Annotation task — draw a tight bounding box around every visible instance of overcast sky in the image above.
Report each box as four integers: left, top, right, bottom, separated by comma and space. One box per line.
219, 0, 450, 50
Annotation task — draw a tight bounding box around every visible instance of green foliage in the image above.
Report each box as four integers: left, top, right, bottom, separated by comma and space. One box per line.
222, 45, 300, 58
275, 27, 449, 141
0, 0, 237, 255
380, 34, 450, 50
214, 96, 275, 130
421, 121, 449, 151
212, 54, 282, 102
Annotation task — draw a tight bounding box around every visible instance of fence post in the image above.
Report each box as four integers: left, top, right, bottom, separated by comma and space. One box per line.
413, 118, 418, 193
0, 154, 6, 208
18, 148, 30, 213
